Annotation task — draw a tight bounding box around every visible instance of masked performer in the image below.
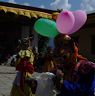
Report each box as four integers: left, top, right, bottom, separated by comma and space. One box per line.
10, 38, 35, 96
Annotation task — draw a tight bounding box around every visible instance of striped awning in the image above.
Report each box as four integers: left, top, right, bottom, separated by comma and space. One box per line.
0, 5, 52, 19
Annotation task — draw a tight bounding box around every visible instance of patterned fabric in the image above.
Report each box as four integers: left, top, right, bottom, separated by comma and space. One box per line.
11, 50, 35, 96
10, 72, 33, 96
58, 79, 95, 96
57, 60, 95, 96
18, 49, 34, 64
16, 57, 34, 74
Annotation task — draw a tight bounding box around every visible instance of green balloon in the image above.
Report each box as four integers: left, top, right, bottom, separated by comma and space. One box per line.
34, 18, 59, 38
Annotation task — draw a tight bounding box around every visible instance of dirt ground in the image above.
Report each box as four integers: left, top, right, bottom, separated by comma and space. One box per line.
0, 65, 16, 96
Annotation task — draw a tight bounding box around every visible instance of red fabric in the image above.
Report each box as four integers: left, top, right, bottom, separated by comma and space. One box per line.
73, 45, 79, 58
73, 45, 87, 60
16, 57, 34, 91
16, 57, 34, 74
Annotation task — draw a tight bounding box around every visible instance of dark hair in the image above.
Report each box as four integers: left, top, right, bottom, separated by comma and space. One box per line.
29, 34, 34, 40
54, 34, 75, 53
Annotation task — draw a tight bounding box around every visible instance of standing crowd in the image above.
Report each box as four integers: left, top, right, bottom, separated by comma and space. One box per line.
10, 34, 95, 96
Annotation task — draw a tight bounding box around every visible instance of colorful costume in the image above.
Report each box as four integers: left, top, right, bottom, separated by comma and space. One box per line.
42, 52, 54, 72
53, 34, 95, 96
57, 60, 95, 96
18, 49, 34, 64
10, 49, 35, 96
41, 47, 54, 72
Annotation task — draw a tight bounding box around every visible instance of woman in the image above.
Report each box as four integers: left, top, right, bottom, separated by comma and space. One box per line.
42, 46, 54, 72
53, 34, 95, 96
10, 38, 35, 96
57, 60, 95, 96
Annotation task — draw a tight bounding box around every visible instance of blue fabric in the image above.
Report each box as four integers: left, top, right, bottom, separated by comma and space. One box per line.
57, 60, 95, 96
57, 78, 95, 96
13, 71, 21, 86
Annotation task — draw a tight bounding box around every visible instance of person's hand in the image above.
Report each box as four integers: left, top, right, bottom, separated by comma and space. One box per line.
56, 69, 64, 78
60, 79, 63, 84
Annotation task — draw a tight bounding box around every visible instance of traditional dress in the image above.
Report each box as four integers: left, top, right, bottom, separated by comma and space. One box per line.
57, 60, 95, 96
42, 47, 54, 72
42, 53, 54, 72
18, 49, 34, 64
53, 34, 95, 96
10, 49, 35, 96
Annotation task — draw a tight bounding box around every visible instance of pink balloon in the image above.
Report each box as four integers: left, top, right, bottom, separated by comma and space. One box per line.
68, 10, 87, 34
56, 11, 75, 35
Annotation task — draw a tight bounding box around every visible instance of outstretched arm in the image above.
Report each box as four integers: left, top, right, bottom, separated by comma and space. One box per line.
77, 54, 87, 60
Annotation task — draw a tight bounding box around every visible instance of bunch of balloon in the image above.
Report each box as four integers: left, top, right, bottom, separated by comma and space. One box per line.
34, 10, 87, 38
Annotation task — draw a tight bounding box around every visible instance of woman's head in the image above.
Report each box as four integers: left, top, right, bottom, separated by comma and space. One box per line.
54, 34, 75, 53
54, 34, 75, 63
